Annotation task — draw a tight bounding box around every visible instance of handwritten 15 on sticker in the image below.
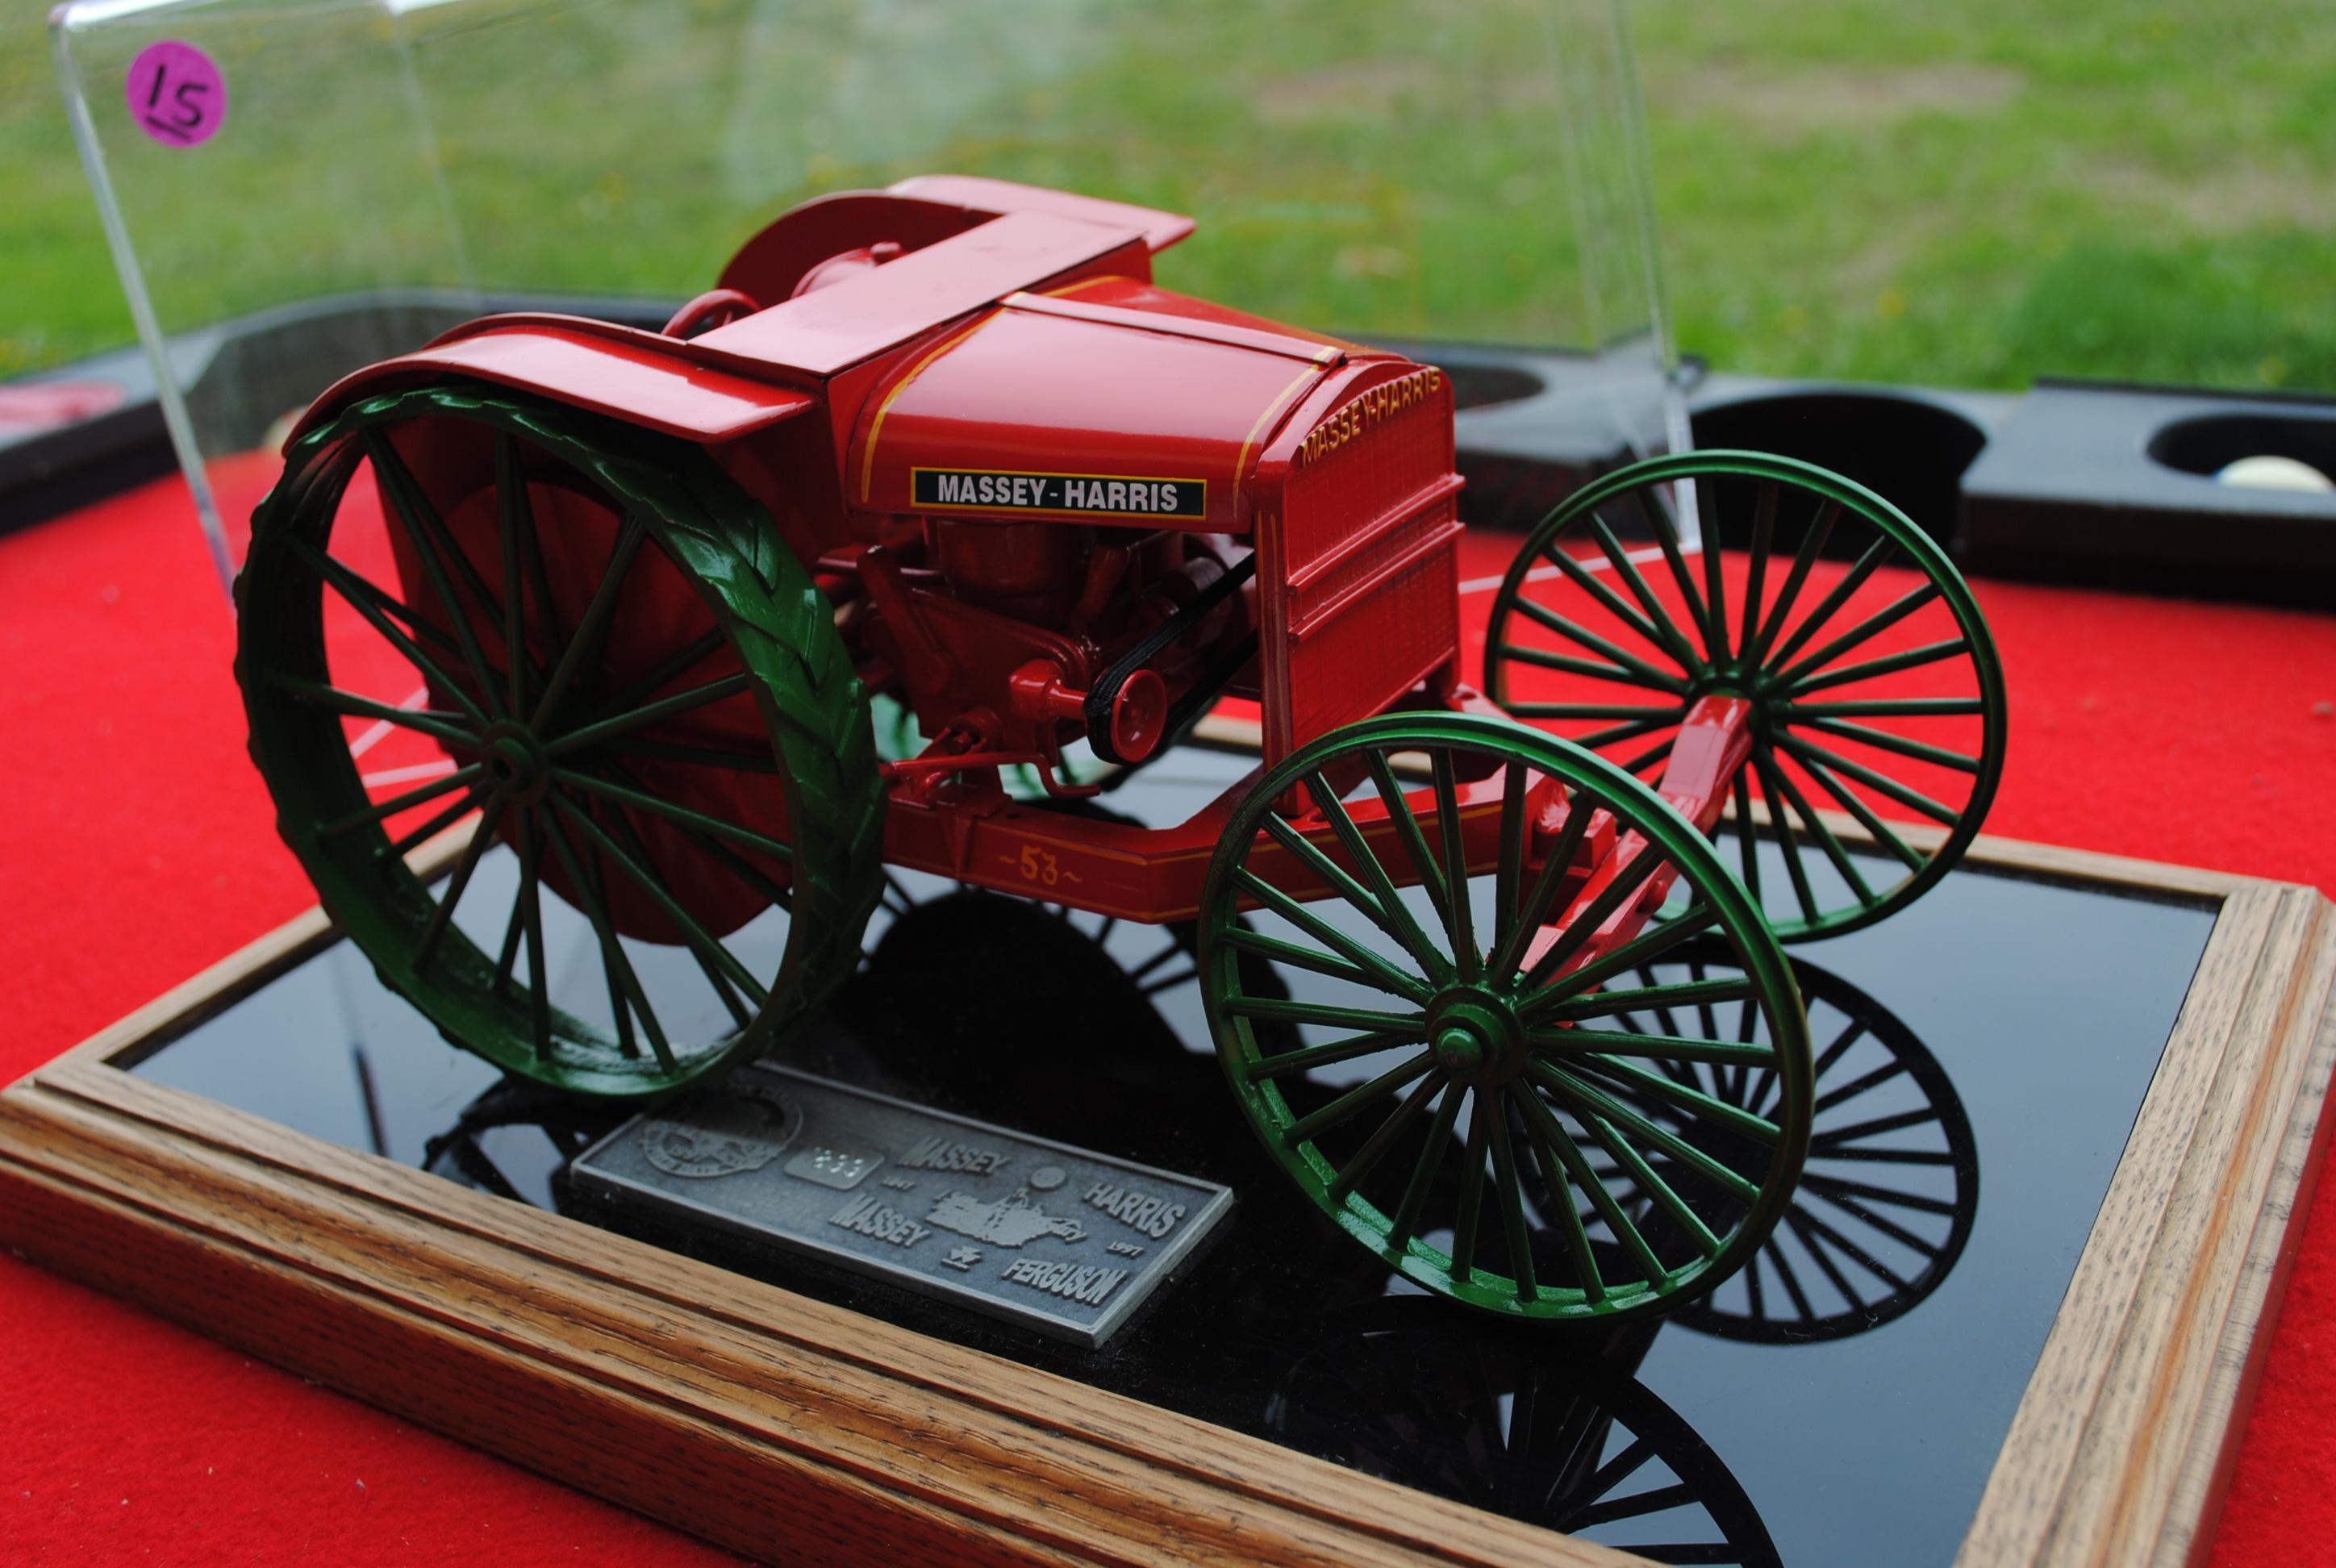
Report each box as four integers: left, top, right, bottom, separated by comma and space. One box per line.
126, 40, 227, 148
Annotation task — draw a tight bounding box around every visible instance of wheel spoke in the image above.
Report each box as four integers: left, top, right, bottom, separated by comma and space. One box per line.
537, 806, 679, 1070
1510, 598, 1688, 693
1529, 1059, 1763, 1203
1758, 747, 1879, 907
1425, 749, 1479, 980
1796, 713, 1981, 774
1517, 903, 1718, 1016
1566, 1439, 1662, 1523
1570, 1053, 1783, 1145
1245, 1028, 1423, 1080
1326, 1071, 1444, 1201
1775, 731, 1961, 827
549, 765, 793, 863
549, 791, 770, 1007
1813, 1057, 1910, 1116
365, 431, 508, 720
1301, 772, 1453, 981
386, 789, 483, 859
536, 807, 639, 1059
1743, 499, 1840, 666
1636, 482, 1717, 662
288, 540, 494, 730
1516, 1086, 1664, 1288
1540, 974, 1758, 1023
1810, 1107, 1940, 1151
494, 434, 532, 715
1487, 788, 1597, 984
1384, 1079, 1466, 1252
549, 670, 754, 757
1535, 543, 1685, 666
591, 757, 795, 912
1533, 1025, 1773, 1069
1282, 1051, 1436, 1146
532, 515, 648, 730
366, 431, 510, 644
1789, 636, 1970, 699
1497, 641, 1686, 694
1737, 482, 1778, 660
1518, 843, 1666, 990
491, 864, 525, 994
1364, 751, 1450, 927
1567, 712, 1681, 753
1232, 868, 1434, 1002
1750, 753, 1822, 924
1448, 1092, 1493, 1280
1785, 696, 1987, 719
1493, 760, 1526, 962
1502, 700, 1683, 722
1793, 1207, 1906, 1299
1729, 773, 1764, 907
586, 631, 727, 725
1617, 735, 1675, 779
1767, 1238, 1821, 1324
320, 762, 485, 836
412, 797, 507, 970
1220, 924, 1423, 999
1586, 515, 1704, 671
1697, 477, 1729, 662
1774, 583, 1942, 692
1765, 535, 1894, 673
515, 811, 553, 1057
1483, 1097, 1539, 1301
269, 674, 481, 750
1575, 1104, 1726, 1260
1512, 1087, 1604, 1301
1223, 994, 1428, 1035
315, 553, 466, 664
596, 794, 758, 1024
1258, 812, 1428, 966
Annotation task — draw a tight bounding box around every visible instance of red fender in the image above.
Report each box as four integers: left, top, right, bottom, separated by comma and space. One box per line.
284, 312, 816, 449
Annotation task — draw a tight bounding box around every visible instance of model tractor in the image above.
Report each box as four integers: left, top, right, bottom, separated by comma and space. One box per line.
236, 176, 2008, 1324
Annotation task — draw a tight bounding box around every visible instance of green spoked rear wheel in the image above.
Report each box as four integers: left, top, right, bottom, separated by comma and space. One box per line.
1484, 451, 2007, 941
236, 384, 885, 1099
1198, 713, 1810, 1324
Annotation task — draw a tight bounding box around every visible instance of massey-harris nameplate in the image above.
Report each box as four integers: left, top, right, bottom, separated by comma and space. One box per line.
571, 1065, 1233, 1346
911, 466, 1206, 519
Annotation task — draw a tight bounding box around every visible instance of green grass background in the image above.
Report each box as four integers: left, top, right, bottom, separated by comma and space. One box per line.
2, 0, 2329, 393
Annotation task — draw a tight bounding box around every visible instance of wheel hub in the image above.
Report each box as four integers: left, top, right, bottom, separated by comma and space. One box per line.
1428, 990, 1527, 1086
479, 721, 550, 805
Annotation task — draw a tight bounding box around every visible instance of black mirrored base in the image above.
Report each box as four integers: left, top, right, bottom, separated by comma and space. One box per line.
123, 750, 2214, 1567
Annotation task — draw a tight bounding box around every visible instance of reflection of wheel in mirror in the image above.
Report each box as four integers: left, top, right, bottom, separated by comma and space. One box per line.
841, 827, 1283, 1153
1199, 713, 1811, 1325
1267, 1307, 1779, 1567
419, 1076, 621, 1208
1569, 941, 1977, 1342
238, 385, 886, 1099
1485, 450, 2007, 942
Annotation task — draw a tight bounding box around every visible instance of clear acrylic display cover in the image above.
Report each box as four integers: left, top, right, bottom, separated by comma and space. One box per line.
51, 0, 1686, 591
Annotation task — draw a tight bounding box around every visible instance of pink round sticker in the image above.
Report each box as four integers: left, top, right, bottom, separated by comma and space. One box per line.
126, 40, 227, 148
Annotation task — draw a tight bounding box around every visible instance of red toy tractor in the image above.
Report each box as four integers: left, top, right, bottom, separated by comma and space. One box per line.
237, 177, 2007, 1322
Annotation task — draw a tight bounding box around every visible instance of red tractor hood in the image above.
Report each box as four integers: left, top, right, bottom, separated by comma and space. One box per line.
848, 279, 1385, 534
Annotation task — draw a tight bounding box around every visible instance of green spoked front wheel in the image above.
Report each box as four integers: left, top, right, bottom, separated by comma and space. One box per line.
1198, 713, 1810, 1324
1484, 451, 2007, 941
237, 384, 886, 1099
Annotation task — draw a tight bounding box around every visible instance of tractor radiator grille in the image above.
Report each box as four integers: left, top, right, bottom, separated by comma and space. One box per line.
1269, 382, 1462, 758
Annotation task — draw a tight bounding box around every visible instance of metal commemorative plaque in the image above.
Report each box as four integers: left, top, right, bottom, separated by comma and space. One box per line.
570, 1064, 1233, 1347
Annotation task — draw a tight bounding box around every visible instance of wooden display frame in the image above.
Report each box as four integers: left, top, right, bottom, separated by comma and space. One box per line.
2, 803, 2331, 1568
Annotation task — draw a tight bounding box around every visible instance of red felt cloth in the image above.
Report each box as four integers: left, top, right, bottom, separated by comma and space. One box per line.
2, 467, 2333, 1564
